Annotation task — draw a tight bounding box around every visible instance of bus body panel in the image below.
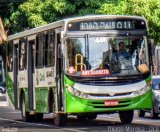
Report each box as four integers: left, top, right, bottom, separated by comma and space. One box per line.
65, 89, 152, 113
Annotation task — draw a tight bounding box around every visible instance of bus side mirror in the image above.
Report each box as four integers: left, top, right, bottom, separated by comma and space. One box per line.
148, 39, 155, 72
148, 39, 155, 48
148, 39, 155, 57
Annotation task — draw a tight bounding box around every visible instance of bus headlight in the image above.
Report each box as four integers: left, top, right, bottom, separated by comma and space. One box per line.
74, 91, 80, 96
65, 84, 89, 99
66, 84, 74, 93
133, 85, 150, 96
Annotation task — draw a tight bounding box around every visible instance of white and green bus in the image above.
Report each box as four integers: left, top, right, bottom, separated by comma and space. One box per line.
6, 15, 152, 126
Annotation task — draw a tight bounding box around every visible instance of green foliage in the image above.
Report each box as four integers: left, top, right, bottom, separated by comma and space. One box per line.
1, 0, 160, 43
28, 14, 47, 27
97, 0, 160, 43
41, 0, 76, 22
19, 0, 47, 27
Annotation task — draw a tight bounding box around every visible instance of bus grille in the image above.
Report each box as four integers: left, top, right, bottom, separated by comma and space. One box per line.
75, 78, 142, 86
89, 92, 132, 97
65, 73, 149, 86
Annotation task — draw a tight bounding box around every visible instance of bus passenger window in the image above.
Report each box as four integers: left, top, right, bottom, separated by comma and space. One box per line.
7, 43, 13, 71
19, 40, 26, 70
36, 33, 45, 68
45, 31, 55, 66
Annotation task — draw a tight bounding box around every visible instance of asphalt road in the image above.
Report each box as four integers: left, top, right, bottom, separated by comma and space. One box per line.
0, 94, 160, 132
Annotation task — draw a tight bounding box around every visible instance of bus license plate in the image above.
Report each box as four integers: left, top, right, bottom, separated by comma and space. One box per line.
104, 100, 119, 106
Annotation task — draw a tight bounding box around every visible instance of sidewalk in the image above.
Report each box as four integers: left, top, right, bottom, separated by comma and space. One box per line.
0, 93, 14, 107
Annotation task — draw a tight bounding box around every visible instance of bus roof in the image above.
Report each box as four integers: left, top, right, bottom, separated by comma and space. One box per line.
8, 15, 147, 41
64, 15, 147, 22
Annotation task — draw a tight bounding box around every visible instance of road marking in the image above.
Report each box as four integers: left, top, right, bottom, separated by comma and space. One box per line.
0, 117, 86, 132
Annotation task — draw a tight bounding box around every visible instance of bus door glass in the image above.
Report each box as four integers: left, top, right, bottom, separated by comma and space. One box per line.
18, 38, 27, 95
55, 29, 62, 77
35, 33, 45, 88
27, 36, 36, 110
13, 40, 19, 109
55, 29, 63, 111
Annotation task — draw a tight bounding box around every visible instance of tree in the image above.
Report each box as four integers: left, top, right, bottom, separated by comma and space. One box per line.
1, 0, 160, 43
97, 0, 160, 43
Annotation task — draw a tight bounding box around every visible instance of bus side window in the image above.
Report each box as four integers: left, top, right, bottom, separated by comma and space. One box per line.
19, 39, 27, 70
45, 31, 55, 66
36, 33, 45, 68
7, 42, 13, 71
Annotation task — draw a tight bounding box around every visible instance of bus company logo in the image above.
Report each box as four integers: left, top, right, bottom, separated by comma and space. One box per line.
68, 67, 75, 74
109, 91, 115, 96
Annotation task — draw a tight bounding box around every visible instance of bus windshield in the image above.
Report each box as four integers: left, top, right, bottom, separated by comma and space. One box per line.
65, 36, 148, 77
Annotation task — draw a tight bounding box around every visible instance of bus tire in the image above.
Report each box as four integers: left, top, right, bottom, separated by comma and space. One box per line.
119, 110, 134, 124
54, 113, 67, 126
87, 114, 97, 120
77, 114, 97, 120
150, 108, 158, 119
52, 92, 67, 126
138, 110, 145, 117
77, 114, 87, 121
20, 94, 34, 122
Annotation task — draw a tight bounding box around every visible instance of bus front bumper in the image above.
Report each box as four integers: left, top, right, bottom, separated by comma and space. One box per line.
65, 89, 152, 113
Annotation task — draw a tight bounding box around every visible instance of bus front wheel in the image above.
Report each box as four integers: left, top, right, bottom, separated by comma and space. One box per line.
52, 92, 67, 126
138, 110, 145, 117
150, 108, 158, 119
77, 113, 97, 120
53, 113, 67, 126
119, 110, 134, 124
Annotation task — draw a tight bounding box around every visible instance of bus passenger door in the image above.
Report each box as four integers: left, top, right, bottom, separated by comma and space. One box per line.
27, 36, 36, 111
55, 29, 63, 111
13, 40, 18, 109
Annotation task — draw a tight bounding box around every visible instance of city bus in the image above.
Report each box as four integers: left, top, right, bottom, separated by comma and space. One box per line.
6, 15, 152, 126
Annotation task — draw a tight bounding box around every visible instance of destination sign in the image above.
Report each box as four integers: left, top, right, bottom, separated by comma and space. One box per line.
80, 21, 132, 30
67, 19, 146, 31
